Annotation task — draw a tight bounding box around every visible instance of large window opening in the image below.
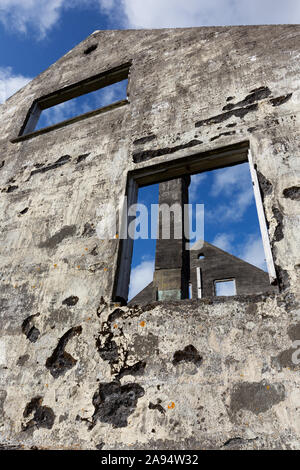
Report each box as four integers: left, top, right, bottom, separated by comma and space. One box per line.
114, 142, 277, 305
19, 63, 130, 136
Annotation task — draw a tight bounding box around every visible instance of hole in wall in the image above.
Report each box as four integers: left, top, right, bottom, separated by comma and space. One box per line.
19, 207, 29, 215
84, 44, 98, 55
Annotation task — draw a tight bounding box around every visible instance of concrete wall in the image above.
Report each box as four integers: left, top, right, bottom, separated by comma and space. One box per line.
154, 177, 190, 300
0, 25, 299, 449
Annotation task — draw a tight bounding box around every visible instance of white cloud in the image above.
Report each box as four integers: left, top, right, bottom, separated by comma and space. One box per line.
210, 163, 251, 197
238, 234, 267, 271
98, 0, 117, 12
117, 0, 300, 28
1, 0, 298, 39
0, 66, 32, 104
189, 173, 207, 202
212, 231, 267, 270
1, 0, 299, 39
212, 232, 235, 252
0, 1, 115, 38
37, 100, 79, 127
212, 186, 254, 222
207, 163, 254, 222
0, 0, 66, 38
94, 79, 127, 107
128, 258, 154, 300
206, 188, 254, 223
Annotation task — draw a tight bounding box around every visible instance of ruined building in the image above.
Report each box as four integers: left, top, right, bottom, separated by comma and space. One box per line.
0, 26, 299, 450
130, 177, 275, 305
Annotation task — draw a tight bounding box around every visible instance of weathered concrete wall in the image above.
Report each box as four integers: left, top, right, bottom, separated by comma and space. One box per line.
154, 177, 190, 300
0, 25, 299, 449
0, 297, 299, 450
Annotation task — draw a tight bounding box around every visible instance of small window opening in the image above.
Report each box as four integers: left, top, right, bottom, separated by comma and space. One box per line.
20, 63, 130, 136
35, 80, 128, 131
114, 142, 277, 305
215, 279, 236, 296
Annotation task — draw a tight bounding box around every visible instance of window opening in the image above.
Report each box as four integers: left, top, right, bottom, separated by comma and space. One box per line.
20, 63, 130, 136
114, 142, 277, 305
215, 279, 236, 296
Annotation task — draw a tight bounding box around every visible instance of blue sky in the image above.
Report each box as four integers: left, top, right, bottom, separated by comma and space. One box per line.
1, 0, 298, 299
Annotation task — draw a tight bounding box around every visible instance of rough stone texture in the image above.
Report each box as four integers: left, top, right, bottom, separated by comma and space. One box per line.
0, 26, 299, 449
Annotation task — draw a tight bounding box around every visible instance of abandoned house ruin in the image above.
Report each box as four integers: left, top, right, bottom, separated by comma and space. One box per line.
0, 25, 299, 450
129, 176, 276, 305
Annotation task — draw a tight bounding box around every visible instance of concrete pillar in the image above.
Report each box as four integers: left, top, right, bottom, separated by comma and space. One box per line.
153, 176, 190, 300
